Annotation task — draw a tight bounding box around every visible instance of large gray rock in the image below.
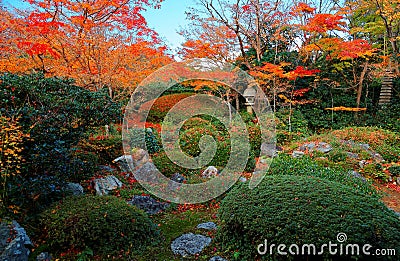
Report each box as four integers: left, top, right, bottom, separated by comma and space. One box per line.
0, 221, 32, 261
397, 177, 400, 186
197, 222, 217, 230
64, 182, 84, 196
128, 195, 169, 215
171, 233, 211, 257
201, 166, 218, 178
93, 175, 123, 196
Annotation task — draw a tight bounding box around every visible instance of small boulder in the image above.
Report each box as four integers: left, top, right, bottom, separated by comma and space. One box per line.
93, 175, 123, 196
171, 173, 186, 183
359, 160, 368, 168
372, 153, 384, 162
113, 155, 133, 172
171, 233, 211, 257
346, 152, 359, 159
134, 161, 161, 184
239, 177, 247, 183
36, 252, 52, 261
299, 142, 316, 152
291, 151, 304, 158
98, 165, 116, 172
197, 222, 217, 230
316, 142, 333, 153
64, 182, 84, 196
128, 195, 169, 215
202, 166, 218, 178
348, 171, 367, 182
167, 173, 186, 191
358, 143, 370, 150
397, 177, 400, 186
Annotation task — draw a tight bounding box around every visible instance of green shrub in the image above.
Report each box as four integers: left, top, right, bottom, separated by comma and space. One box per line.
362, 163, 389, 182
76, 135, 122, 165
275, 108, 310, 143
217, 175, 400, 260
179, 124, 231, 168
68, 150, 99, 183
327, 149, 348, 163
0, 73, 121, 212
388, 165, 400, 176
268, 154, 378, 197
40, 195, 160, 258
126, 128, 161, 155
151, 151, 189, 178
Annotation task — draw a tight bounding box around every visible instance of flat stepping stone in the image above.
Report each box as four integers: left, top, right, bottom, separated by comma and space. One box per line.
171, 233, 211, 257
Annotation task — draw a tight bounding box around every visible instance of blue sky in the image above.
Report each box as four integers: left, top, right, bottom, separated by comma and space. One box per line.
3, 0, 196, 52
143, 0, 195, 52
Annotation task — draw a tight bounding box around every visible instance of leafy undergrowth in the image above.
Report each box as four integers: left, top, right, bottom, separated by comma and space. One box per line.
288, 126, 400, 163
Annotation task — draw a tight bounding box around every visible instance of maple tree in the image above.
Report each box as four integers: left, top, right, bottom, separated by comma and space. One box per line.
347, 0, 399, 74
292, 2, 376, 110
0, 0, 172, 101
184, 0, 294, 66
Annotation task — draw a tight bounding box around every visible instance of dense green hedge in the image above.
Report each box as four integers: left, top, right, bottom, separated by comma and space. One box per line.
217, 175, 400, 260
267, 155, 378, 197
40, 195, 160, 258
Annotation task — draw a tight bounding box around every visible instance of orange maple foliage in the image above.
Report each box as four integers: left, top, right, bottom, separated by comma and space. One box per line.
0, 0, 172, 100
302, 13, 346, 33
179, 25, 237, 62
303, 38, 375, 60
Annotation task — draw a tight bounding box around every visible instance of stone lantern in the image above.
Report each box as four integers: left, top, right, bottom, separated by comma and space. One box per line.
243, 86, 256, 114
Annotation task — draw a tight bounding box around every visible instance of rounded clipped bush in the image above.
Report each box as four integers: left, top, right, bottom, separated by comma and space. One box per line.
217, 175, 400, 260
268, 154, 378, 197
40, 195, 160, 257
